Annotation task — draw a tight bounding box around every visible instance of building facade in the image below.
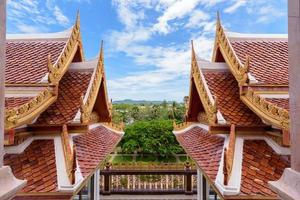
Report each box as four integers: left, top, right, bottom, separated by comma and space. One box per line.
174, 16, 291, 200
1, 13, 123, 200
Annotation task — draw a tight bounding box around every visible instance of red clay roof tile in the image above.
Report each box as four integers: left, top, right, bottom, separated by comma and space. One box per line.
13, 195, 72, 200
230, 41, 288, 85
6, 40, 67, 84
176, 127, 224, 181
36, 71, 92, 125
4, 140, 58, 193
203, 71, 264, 126
5, 97, 33, 109
265, 98, 289, 111
73, 126, 122, 177
241, 140, 290, 197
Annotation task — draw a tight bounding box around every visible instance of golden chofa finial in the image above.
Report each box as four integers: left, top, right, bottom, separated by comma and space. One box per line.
76, 10, 80, 24
191, 40, 196, 59
216, 11, 221, 26
100, 40, 104, 61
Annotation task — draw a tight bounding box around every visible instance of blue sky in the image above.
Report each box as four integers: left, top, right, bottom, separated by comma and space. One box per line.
7, 0, 287, 102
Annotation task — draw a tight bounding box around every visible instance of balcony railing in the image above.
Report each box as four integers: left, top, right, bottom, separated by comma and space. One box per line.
100, 162, 197, 195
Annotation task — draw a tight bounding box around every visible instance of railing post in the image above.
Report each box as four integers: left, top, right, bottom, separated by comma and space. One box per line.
103, 162, 111, 195
185, 162, 193, 195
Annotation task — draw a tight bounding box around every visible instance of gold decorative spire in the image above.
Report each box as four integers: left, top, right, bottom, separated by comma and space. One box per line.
216, 11, 221, 27
76, 10, 80, 28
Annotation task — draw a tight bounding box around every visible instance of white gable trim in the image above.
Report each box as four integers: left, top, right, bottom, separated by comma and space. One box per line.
215, 136, 244, 196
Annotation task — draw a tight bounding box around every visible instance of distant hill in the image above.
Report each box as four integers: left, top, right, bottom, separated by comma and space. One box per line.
113, 99, 174, 105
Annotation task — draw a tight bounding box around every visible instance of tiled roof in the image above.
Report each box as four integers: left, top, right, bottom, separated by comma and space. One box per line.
73, 126, 122, 177
241, 140, 290, 197
36, 71, 92, 125
6, 40, 67, 84
266, 98, 289, 111
230, 41, 288, 85
5, 97, 33, 109
203, 71, 264, 126
13, 195, 72, 200
176, 127, 224, 181
4, 140, 58, 193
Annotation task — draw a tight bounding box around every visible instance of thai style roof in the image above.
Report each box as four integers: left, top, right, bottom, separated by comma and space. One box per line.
74, 125, 123, 177
202, 69, 264, 126
174, 124, 290, 199
228, 36, 288, 85
6, 39, 68, 84
241, 140, 290, 197
5, 97, 33, 109
176, 126, 224, 181
4, 14, 83, 131
3, 13, 123, 199
177, 15, 291, 200
4, 140, 58, 193
4, 125, 123, 199
265, 98, 289, 111
35, 71, 93, 125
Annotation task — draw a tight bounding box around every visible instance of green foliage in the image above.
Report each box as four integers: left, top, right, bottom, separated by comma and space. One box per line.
121, 120, 184, 157
112, 155, 133, 163
112, 101, 185, 124
157, 155, 177, 163
136, 154, 157, 162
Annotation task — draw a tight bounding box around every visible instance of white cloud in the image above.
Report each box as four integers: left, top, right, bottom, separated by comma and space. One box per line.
257, 5, 285, 23
106, 0, 219, 101
16, 23, 46, 33
224, 0, 246, 14
185, 10, 210, 28
8, 0, 70, 33
153, 0, 201, 34
53, 6, 70, 25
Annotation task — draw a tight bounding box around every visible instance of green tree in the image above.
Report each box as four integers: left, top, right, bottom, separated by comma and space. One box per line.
121, 120, 184, 157
130, 106, 140, 121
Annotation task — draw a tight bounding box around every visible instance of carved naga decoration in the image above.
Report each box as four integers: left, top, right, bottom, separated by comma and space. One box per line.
215, 13, 249, 86
191, 41, 218, 125
80, 42, 105, 124
48, 12, 82, 84
5, 88, 57, 130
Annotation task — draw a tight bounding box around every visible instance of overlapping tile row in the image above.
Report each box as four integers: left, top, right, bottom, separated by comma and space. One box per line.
36, 71, 92, 125
230, 41, 288, 85
13, 195, 72, 200
5, 97, 33, 109
4, 140, 58, 193
203, 71, 264, 126
73, 126, 122, 177
265, 98, 289, 111
6, 40, 67, 84
176, 127, 224, 181
240, 140, 290, 197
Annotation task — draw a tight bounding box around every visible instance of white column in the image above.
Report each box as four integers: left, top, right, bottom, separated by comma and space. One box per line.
205, 179, 209, 200
0, 0, 6, 168
0, 3, 26, 198
197, 169, 203, 200
269, 1, 300, 199
94, 169, 100, 200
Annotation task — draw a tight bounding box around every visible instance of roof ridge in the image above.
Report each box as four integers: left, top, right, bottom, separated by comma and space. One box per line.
6, 27, 73, 41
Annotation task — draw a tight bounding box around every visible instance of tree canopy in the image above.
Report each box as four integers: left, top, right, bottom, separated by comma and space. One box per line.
120, 120, 184, 157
